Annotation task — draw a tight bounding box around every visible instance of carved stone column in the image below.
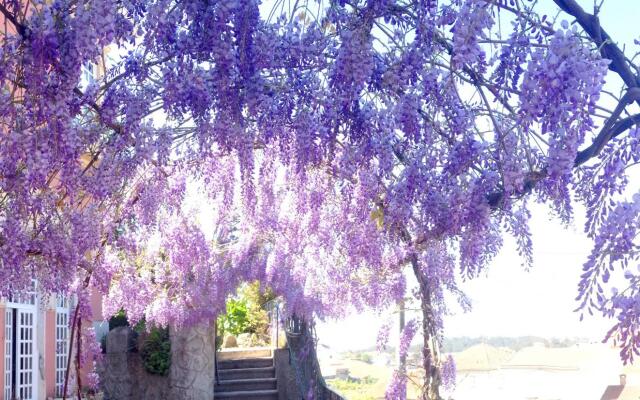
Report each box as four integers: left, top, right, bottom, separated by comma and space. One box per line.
169, 321, 216, 400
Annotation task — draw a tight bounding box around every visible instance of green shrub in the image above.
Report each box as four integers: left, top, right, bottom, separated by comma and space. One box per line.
357, 353, 373, 364
215, 334, 224, 351
217, 281, 276, 342
109, 310, 129, 330
141, 327, 171, 376
239, 282, 274, 334
326, 379, 377, 400
218, 298, 249, 336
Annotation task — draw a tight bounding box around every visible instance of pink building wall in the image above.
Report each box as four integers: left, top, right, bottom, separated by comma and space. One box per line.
44, 310, 56, 399
89, 290, 103, 324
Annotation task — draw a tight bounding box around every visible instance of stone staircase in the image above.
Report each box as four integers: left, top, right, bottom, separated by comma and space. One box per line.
214, 348, 278, 399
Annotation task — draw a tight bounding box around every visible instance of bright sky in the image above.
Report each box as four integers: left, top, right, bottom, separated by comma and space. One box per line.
316, 0, 640, 352
316, 203, 612, 352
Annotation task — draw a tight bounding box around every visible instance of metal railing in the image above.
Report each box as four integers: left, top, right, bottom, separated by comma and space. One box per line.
280, 311, 345, 400
263, 298, 282, 349
217, 297, 344, 399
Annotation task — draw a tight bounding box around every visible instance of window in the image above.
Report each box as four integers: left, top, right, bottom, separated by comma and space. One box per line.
17, 310, 34, 400
3, 280, 38, 400
55, 295, 70, 397
3, 309, 12, 400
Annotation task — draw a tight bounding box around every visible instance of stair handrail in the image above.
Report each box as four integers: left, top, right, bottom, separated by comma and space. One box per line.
263, 298, 284, 349
261, 297, 345, 399
214, 318, 220, 385
284, 316, 345, 399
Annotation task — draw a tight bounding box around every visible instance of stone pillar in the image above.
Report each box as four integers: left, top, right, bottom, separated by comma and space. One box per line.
169, 321, 216, 400
274, 348, 300, 400
101, 326, 135, 400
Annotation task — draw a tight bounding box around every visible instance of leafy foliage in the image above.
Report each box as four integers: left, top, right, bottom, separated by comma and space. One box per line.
327, 378, 379, 400
140, 327, 171, 376
217, 281, 275, 338
108, 310, 129, 331
239, 282, 276, 335
218, 299, 250, 337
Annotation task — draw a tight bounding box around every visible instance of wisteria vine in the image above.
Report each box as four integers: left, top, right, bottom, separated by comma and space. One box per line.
1, 0, 640, 398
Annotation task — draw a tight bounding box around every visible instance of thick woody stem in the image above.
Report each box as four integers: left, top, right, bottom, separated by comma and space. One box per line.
552, 0, 640, 93
63, 303, 80, 400
76, 319, 82, 400
0, 3, 28, 37
411, 256, 442, 400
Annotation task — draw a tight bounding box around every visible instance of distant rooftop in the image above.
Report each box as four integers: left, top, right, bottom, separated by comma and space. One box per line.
600, 384, 640, 400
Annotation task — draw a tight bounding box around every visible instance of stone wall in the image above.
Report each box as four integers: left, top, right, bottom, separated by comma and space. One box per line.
99, 327, 170, 400
99, 322, 216, 400
274, 348, 300, 400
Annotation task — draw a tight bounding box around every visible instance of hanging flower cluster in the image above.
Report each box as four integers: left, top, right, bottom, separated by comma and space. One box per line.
0, 0, 638, 397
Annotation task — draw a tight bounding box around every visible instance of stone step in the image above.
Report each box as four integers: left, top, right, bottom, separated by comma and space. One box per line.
217, 348, 272, 360
218, 357, 274, 370
213, 389, 279, 400
218, 366, 276, 380
215, 377, 277, 393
